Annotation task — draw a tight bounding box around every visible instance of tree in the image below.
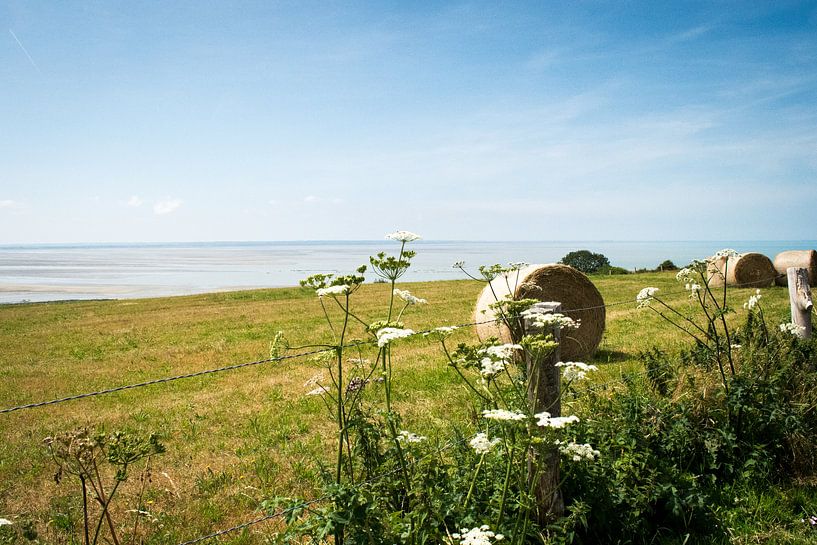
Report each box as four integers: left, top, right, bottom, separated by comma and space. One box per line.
559, 250, 610, 274
657, 259, 678, 271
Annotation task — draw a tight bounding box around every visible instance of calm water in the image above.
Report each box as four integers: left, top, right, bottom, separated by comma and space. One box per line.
1, 240, 814, 304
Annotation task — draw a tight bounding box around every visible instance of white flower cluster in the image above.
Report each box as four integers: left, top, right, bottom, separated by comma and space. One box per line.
397, 430, 427, 443
385, 230, 421, 242
0, 518, 12, 526
712, 249, 740, 259
555, 361, 598, 381
521, 309, 580, 330
394, 288, 427, 305
676, 267, 693, 283
556, 440, 600, 461
469, 432, 501, 455
478, 344, 523, 377
423, 326, 458, 341
376, 327, 415, 348
451, 525, 504, 545
482, 409, 527, 422
316, 284, 351, 298
780, 322, 806, 335
743, 289, 762, 310
535, 412, 579, 429
636, 287, 659, 308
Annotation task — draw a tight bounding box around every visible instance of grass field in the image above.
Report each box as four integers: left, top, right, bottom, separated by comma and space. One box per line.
0, 273, 809, 543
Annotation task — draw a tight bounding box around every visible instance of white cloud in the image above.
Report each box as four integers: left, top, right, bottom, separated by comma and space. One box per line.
153, 198, 182, 215
127, 195, 143, 207
0, 199, 18, 209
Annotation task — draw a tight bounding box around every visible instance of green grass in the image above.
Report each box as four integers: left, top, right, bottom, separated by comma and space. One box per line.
0, 274, 811, 543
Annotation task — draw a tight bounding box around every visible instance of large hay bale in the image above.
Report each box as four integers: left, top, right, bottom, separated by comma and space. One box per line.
773, 250, 817, 286
474, 264, 605, 360
707, 253, 776, 288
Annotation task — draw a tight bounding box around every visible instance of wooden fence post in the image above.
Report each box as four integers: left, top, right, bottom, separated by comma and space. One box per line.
522, 301, 564, 523
787, 267, 813, 339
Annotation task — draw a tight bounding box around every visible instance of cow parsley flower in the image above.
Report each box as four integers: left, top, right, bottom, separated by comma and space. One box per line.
555, 361, 598, 381
306, 386, 328, 396
712, 249, 740, 259
521, 310, 580, 330
394, 288, 427, 305
780, 322, 806, 335
451, 525, 504, 544
469, 433, 501, 455
744, 289, 762, 310
482, 409, 527, 422
423, 326, 458, 340
376, 327, 415, 347
535, 412, 579, 428
636, 287, 659, 308
555, 440, 600, 461
316, 284, 351, 298
385, 230, 421, 242
676, 267, 694, 283
397, 430, 427, 443
0, 518, 12, 526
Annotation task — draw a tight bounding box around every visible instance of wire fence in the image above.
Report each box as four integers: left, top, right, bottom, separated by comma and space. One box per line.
0, 272, 787, 415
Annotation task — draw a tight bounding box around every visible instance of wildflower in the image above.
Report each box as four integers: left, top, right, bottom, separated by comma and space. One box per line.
315, 284, 351, 298
397, 430, 426, 443
0, 518, 12, 526
685, 282, 702, 295
393, 288, 428, 305
481, 409, 527, 422
423, 326, 458, 340
780, 322, 806, 335
712, 249, 740, 259
743, 289, 762, 310
535, 412, 579, 429
730, 344, 742, 350
507, 261, 529, 270
453, 261, 465, 268
555, 440, 600, 461
636, 287, 659, 308
555, 361, 598, 381
385, 230, 421, 242
676, 267, 694, 283
480, 344, 523, 360
376, 327, 415, 348
451, 525, 504, 544
306, 386, 328, 396
469, 433, 501, 455
346, 377, 369, 393
521, 309, 580, 330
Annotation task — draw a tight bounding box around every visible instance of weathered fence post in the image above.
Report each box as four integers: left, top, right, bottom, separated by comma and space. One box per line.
787, 267, 813, 339
522, 301, 564, 523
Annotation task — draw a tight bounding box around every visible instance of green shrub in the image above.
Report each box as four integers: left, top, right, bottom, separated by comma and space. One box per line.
559, 250, 610, 274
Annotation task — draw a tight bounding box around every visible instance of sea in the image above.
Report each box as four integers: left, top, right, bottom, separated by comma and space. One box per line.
1, 240, 815, 304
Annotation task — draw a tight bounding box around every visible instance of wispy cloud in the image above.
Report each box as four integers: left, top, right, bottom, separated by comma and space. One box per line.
9, 29, 42, 74
153, 198, 182, 215
127, 195, 143, 207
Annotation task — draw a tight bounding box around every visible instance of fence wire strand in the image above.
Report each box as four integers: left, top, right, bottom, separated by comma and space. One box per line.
1, 272, 789, 415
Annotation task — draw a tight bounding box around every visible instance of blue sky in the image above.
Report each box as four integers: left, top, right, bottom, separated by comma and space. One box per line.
2, 1, 816, 243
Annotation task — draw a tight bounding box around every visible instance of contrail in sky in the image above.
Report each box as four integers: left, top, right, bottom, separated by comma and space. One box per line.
9, 29, 42, 74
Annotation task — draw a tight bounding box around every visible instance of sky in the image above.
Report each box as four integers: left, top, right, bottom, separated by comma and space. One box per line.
1, 1, 816, 243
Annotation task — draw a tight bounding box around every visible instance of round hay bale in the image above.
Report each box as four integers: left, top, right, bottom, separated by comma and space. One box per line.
706, 256, 728, 288
707, 253, 776, 288
729, 253, 777, 288
473, 264, 605, 361
773, 250, 817, 286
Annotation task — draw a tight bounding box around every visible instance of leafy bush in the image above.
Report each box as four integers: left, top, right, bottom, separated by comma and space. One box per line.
595, 264, 629, 276
559, 250, 610, 274
657, 259, 678, 271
